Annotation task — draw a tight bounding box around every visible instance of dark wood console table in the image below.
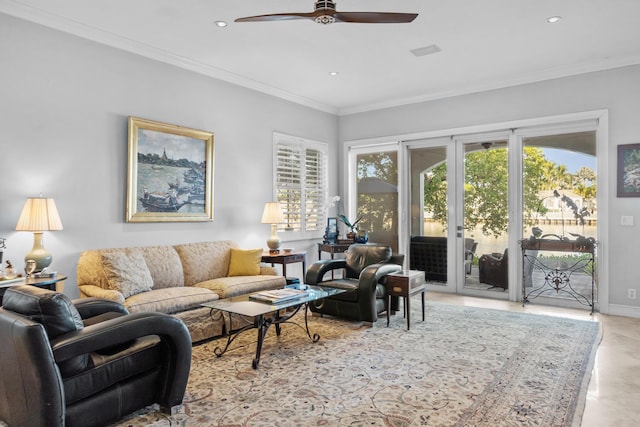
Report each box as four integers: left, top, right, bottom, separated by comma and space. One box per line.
261, 251, 306, 279
317, 242, 352, 260
520, 238, 596, 314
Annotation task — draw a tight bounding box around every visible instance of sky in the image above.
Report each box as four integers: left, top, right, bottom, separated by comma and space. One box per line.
542, 148, 596, 174
138, 129, 206, 163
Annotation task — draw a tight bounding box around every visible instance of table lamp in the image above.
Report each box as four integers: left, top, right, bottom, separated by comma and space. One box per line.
261, 202, 285, 253
15, 197, 63, 272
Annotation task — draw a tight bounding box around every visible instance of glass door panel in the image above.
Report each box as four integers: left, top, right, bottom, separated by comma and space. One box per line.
461, 139, 510, 293
521, 131, 597, 308
409, 144, 452, 288
355, 151, 399, 252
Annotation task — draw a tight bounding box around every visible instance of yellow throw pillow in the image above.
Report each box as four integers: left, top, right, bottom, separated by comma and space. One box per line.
228, 248, 263, 277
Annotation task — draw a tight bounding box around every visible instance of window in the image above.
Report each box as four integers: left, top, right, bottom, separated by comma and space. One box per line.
273, 132, 328, 239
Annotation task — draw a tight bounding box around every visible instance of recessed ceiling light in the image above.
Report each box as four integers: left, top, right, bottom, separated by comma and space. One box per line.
329, 71, 339, 76
215, 20, 228, 27
546, 16, 562, 24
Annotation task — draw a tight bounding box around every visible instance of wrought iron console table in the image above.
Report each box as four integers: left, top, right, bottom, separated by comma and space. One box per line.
519, 238, 596, 314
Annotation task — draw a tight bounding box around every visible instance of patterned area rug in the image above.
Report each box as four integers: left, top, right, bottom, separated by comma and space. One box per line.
115, 302, 601, 427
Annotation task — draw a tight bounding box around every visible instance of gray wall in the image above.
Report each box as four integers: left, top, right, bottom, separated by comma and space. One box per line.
0, 14, 339, 297
3, 12, 640, 315
339, 65, 640, 313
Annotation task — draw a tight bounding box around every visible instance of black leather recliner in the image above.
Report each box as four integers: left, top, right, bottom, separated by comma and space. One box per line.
305, 244, 404, 323
0, 285, 192, 427
479, 249, 509, 289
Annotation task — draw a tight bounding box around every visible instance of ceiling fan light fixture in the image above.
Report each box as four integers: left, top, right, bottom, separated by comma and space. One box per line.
315, 15, 336, 25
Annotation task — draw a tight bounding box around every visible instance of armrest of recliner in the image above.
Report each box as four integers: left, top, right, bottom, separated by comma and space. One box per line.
51, 312, 191, 362
53, 312, 191, 411
305, 259, 347, 284
72, 297, 129, 319
357, 263, 403, 293
356, 263, 403, 322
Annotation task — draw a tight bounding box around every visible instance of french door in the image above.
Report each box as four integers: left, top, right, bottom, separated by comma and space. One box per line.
407, 132, 512, 299
346, 112, 605, 309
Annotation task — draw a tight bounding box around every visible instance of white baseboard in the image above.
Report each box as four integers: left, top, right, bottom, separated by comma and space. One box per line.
607, 304, 640, 318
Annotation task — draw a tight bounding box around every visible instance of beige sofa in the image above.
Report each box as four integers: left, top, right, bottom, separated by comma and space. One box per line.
77, 240, 286, 342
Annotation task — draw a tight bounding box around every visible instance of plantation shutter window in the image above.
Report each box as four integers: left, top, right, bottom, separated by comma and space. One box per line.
273, 133, 328, 240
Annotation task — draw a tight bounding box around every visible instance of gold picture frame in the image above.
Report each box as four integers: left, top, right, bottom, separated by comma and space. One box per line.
126, 117, 214, 222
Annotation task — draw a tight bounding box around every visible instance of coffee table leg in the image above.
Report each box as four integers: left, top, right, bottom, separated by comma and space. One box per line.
304, 304, 320, 342
406, 295, 411, 330
253, 314, 268, 369
422, 290, 425, 321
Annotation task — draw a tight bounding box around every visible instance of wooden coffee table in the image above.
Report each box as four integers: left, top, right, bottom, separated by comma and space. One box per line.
386, 270, 426, 330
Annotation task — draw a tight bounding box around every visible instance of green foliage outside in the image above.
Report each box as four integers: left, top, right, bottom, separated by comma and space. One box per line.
423, 147, 596, 238
353, 148, 596, 240
355, 152, 398, 234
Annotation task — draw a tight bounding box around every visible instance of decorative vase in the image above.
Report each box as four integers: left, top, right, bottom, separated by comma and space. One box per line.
355, 230, 369, 243
346, 231, 357, 241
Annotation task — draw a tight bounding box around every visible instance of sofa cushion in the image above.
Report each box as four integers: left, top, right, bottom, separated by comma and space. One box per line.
193, 275, 286, 299
228, 248, 262, 277
101, 252, 154, 298
139, 246, 184, 288
124, 287, 219, 314
77, 246, 184, 291
174, 241, 235, 286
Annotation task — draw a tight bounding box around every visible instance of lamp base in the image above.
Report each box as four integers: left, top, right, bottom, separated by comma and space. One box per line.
25, 232, 52, 272
266, 224, 281, 252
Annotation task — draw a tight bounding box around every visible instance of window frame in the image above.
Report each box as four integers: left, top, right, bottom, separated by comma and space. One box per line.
273, 132, 329, 241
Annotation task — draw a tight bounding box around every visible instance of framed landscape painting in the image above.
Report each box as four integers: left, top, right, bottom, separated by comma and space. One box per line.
617, 143, 640, 197
126, 117, 215, 222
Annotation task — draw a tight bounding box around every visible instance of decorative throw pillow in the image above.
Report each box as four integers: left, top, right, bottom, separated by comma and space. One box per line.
228, 248, 263, 277
101, 251, 154, 298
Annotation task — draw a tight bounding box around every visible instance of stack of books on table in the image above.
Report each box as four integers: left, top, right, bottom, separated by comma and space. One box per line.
249, 288, 309, 304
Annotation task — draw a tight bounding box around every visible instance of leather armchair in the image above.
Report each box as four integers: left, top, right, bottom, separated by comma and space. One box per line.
0, 285, 192, 427
305, 244, 404, 323
478, 249, 509, 289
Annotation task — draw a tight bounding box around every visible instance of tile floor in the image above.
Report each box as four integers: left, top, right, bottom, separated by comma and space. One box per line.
427, 291, 640, 427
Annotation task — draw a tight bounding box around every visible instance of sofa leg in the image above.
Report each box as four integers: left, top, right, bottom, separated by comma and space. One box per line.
160, 404, 182, 416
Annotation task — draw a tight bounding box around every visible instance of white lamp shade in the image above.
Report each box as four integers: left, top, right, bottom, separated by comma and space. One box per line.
16, 198, 63, 232
261, 202, 284, 224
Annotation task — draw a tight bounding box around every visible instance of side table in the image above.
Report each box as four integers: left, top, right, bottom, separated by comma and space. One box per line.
317, 242, 351, 260
0, 274, 67, 305
317, 242, 352, 279
386, 270, 426, 330
261, 251, 306, 280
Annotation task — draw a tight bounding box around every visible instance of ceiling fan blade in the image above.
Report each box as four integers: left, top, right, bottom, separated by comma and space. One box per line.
333, 12, 418, 23
235, 12, 316, 23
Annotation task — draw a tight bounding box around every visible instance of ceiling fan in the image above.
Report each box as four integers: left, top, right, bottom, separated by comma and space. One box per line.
235, 1, 418, 25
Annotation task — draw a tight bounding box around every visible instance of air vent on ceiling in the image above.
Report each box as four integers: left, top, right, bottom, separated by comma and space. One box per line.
410, 44, 442, 57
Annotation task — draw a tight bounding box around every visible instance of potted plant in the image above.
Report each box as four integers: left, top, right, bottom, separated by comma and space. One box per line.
338, 214, 363, 241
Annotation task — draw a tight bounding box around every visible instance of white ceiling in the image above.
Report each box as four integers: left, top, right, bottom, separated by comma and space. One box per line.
3, 0, 640, 115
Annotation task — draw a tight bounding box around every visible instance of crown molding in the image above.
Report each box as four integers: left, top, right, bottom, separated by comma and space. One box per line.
3, 1, 640, 117
0, 1, 338, 115
338, 54, 640, 116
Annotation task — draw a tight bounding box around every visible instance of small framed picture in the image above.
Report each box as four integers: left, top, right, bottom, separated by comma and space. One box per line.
617, 143, 640, 197
327, 217, 338, 234
324, 217, 338, 244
